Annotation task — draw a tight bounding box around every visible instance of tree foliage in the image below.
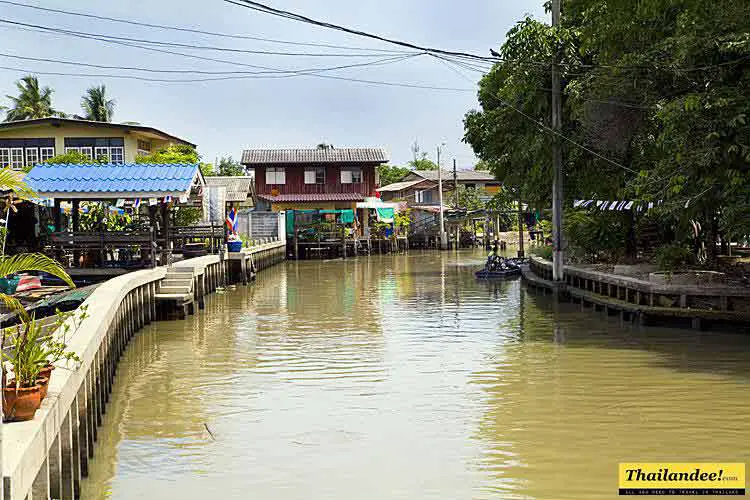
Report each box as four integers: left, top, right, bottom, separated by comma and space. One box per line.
408, 153, 439, 171
464, 0, 750, 257
3, 76, 65, 122
44, 151, 107, 165
136, 144, 214, 176
81, 85, 115, 122
377, 164, 410, 186
215, 156, 245, 176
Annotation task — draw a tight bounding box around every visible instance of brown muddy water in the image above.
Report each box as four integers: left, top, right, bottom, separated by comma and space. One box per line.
80, 251, 750, 499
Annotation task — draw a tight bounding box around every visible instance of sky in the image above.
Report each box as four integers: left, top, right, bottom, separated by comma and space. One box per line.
0, 0, 546, 168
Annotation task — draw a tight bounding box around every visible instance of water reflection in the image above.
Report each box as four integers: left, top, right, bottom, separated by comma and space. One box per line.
81, 251, 750, 499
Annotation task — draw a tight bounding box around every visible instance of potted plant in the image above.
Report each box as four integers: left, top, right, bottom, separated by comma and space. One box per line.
37, 305, 87, 398
1, 316, 48, 421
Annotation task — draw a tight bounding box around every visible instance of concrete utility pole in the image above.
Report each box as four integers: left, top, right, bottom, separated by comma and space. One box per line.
453, 158, 458, 208
437, 144, 447, 249
551, 0, 564, 281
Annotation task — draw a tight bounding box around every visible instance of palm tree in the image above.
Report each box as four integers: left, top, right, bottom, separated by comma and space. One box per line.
80, 85, 115, 122
3, 76, 64, 122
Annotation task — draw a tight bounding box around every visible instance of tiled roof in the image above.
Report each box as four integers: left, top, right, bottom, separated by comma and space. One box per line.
25, 163, 200, 196
377, 179, 435, 192
241, 148, 388, 165
407, 169, 498, 182
205, 176, 254, 202
257, 192, 364, 202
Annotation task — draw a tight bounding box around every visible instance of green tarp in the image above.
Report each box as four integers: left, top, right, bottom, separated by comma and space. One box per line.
339, 209, 355, 224
376, 207, 395, 223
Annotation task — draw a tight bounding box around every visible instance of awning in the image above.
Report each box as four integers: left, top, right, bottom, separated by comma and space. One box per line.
376, 207, 395, 223
355, 200, 399, 209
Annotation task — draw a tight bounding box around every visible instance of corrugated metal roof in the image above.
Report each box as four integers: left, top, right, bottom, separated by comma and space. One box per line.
257, 192, 364, 202
406, 169, 498, 182
25, 163, 200, 195
205, 176, 254, 202
241, 148, 388, 165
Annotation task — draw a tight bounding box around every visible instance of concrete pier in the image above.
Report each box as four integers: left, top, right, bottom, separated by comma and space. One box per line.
1, 241, 285, 500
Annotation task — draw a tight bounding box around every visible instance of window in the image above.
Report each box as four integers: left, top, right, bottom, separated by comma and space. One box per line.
25, 148, 39, 167
265, 167, 286, 185
80, 146, 93, 160
415, 190, 433, 203
137, 139, 152, 157
340, 167, 362, 184
0, 149, 9, 168
65, 146, 80, 155
304, 167, 325, 184
95, 147, 109, 161
40, 147, 55, 162
10, 148, 23, 169
109, 147, 124, 163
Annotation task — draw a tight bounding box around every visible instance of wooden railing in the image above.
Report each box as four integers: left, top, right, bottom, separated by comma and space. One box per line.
47, 230, 157, 269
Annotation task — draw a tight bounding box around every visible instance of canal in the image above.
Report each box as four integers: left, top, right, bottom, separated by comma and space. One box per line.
80, 251, 750, 499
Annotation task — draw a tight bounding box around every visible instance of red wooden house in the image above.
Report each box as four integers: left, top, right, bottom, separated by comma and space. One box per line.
241, 147, 389, 212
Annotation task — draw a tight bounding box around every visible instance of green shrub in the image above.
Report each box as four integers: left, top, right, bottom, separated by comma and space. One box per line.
531, 244, 553, 260
564, 209, 627, 263
655, 244, 694, 271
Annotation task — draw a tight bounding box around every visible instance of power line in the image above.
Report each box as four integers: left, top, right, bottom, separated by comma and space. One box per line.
224, 0, 499, 63
0, 22, 473, 91
0, 51, 419, 76
0, 0, 412, 54
0, 55, 474, 91
483, 94, 639, 174
0, 18, 416, 58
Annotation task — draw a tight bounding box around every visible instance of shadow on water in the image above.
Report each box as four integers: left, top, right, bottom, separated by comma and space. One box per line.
519, 287, 750, 380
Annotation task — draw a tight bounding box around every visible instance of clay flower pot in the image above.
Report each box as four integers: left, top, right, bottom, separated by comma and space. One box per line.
3, 382, 43, 422
38, 365, 54, 399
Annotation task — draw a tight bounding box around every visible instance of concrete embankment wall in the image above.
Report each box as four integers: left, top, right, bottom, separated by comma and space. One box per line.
1, 242, 285, 500
523, 256, 750, 330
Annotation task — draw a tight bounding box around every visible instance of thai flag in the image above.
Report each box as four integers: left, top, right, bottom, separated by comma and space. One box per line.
133, 198, 141, 209
226, 207, 238, 233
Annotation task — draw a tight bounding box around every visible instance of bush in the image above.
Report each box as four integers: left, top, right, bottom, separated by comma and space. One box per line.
655, 244, 694, 271
531, 244, 553, 260
564, 209, 627, 263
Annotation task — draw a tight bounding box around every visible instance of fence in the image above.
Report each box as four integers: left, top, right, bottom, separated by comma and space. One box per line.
236, 211, 285, 243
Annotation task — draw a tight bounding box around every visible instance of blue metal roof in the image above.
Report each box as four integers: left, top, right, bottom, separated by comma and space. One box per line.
25, 163, 200, 195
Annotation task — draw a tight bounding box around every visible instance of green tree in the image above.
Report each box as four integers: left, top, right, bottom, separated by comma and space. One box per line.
408, 152, 439, 171
215, 156, 245, 176
44, 151, 105, 165
80, 85, 115, 122
3, 76, 65, 122
135, 145, 209, 226
453, 185, 484, 211
474, 160, 490, 171
377, 164, 411, 186
135, 144, 199, 164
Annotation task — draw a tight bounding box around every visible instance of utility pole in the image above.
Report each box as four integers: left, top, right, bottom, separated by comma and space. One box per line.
453, 158, 458, 208
517, 194, 525, 258
551, 0, 564, 281
437, 145, 447, 249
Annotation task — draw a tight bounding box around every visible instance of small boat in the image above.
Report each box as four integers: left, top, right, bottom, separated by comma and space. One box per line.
475, 267, 521, 279
475, 256, 524, 279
